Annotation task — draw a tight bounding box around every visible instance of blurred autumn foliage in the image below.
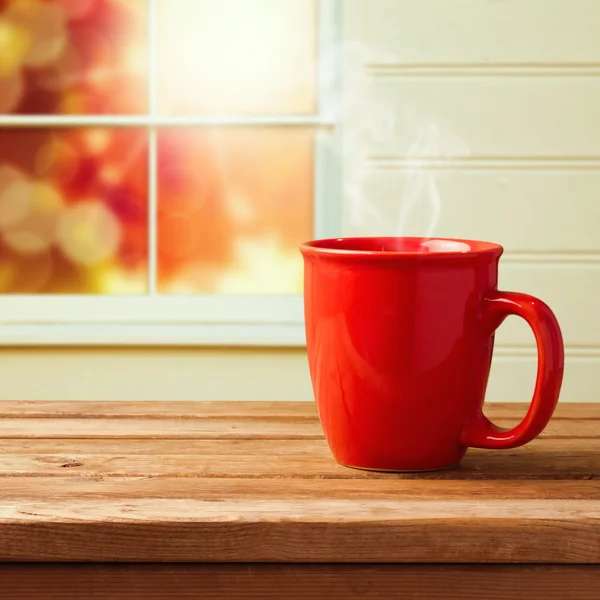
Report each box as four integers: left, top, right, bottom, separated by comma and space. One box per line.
0, 0, 315, 293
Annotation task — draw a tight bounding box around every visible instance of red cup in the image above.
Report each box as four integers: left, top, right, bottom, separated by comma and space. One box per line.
300, 237, 564, 472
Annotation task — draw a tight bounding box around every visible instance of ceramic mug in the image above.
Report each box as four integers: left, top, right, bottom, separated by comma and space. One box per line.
300, 237, 564, 472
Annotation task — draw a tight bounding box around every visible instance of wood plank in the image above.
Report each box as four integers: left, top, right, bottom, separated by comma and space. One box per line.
0, 402, 597, 566
1, 498, 599, 562
0, 437, 334, 455
0, 417, 324, 439
0, 401, 597, 420
2, 477, 600, 502
0, 435, 595, 456
0, 416, 596, 440
0, 401, 318, 419
2, 564, 599, 600
0, 442, 598, 479
0, 437, 597, 480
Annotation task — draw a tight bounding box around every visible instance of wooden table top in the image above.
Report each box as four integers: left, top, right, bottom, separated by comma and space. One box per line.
1, 401, 599, 564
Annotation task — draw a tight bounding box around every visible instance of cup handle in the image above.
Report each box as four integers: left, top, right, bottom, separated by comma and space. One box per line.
460, 291, 565, 450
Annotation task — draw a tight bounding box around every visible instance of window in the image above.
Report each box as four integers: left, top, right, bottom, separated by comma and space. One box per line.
0, 0, 341, 345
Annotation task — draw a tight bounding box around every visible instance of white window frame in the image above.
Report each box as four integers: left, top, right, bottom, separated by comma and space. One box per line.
0, 0, 342, 347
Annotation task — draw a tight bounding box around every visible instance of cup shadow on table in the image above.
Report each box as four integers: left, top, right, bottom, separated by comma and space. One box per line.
348, 445, 600, 480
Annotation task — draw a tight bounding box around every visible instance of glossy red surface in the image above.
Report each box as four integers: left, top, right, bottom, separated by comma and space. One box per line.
300, 237, 565, 472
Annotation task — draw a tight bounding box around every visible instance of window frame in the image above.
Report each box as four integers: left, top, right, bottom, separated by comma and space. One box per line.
0, 0, 342, 347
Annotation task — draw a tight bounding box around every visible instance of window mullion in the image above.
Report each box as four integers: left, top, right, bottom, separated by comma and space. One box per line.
0, 2, 339, 346
0, 115, 335, 127
313, 0, 342, 239
148, 0, 158, 294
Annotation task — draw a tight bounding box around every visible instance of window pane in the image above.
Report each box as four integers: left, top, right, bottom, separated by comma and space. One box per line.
0, 0, 147, 114
157, 128, 313, 294
157, 0, 317, 115
0, 128, 148, 293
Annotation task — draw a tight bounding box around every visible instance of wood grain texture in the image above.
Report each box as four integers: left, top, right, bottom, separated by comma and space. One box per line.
2, 564, 599, 600
1, 498, 599, 562
0, 440, 598, 479
0, 401, 597, 419
2, 477, 599, 501
0, 416, 597, 439
0, 417, 324, 439
0, 401, 319, 419
0, 401, 598, 564
0, 435, 595, 455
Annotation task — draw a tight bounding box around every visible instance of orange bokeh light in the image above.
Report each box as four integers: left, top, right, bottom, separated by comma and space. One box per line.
0, 0, 316, 294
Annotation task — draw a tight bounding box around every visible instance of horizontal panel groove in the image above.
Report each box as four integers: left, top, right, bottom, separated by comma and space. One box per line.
501, 253, 600, 265
0, 469, 594, 478
367, 63, 600, 69
365, 64, 600, 78
367, 157, 600, 171
495, 346, 600, 359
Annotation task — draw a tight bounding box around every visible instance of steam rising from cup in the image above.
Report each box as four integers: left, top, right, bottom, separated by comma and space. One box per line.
319, 42, 470, 239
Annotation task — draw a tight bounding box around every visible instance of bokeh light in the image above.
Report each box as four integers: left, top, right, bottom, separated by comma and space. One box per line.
0, 0, 147, 114
158, 128, 314, 294
0, 0, 318, 295
0, 128, 148, 293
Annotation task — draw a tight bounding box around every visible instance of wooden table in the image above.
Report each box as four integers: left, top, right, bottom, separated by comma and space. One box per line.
0, 401, 599, 599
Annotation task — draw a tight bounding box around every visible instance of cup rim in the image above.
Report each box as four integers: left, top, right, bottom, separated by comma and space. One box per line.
299, 236, 504, 260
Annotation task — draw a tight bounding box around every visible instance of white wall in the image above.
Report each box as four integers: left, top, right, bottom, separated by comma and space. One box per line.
0, 344, 593, 403
0, 348, 312, 401
340, 0, 600, 402
0, 0, 596, 403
